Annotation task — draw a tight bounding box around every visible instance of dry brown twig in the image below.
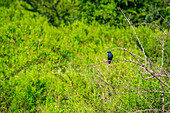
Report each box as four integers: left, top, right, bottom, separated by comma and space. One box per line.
119, 7, 147, 67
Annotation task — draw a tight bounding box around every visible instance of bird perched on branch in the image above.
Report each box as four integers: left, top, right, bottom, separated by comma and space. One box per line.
107, 51, 113, 64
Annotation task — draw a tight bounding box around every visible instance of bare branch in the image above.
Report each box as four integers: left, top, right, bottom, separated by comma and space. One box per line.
159, 81, 165, 112
132, 109, 161, 113
119, 7, 147, 66
144, 72, 170, 79
117, 86, 170, 94
160, 36, 164, 71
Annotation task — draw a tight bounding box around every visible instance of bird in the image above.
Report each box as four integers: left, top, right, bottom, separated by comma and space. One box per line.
107, 51, 113, 64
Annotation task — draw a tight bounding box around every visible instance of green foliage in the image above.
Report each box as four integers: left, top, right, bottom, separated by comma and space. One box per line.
0, 0, 15, 7
0, 2, 170, 112
20, 0, 170, 28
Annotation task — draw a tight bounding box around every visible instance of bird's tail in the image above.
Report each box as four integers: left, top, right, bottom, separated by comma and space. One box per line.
108, 61, 111, 64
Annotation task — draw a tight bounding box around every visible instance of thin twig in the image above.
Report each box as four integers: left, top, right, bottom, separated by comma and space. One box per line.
143, 72, 170, 79
132, 109, 161, 113
159, 81, 165, 112
160, 36, 164, 71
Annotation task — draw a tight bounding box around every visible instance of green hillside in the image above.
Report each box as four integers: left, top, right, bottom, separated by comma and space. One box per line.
0, 1, 170, 112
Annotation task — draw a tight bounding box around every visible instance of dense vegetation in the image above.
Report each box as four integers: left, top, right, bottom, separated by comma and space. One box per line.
1, 0, 170, 27
0, 1, 169, 112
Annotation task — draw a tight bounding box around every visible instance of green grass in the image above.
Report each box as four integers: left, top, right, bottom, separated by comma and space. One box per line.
0, 3, 170, 112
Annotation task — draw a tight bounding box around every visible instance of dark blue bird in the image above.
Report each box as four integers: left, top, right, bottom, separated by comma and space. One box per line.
107, 51, 113, 64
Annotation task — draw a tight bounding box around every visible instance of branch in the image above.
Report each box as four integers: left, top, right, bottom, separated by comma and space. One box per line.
144, 72, 170, 79
119, 7, 147, 66
111, 47, 170, 88
141, 67, 170, 88
132, 109, 161, 113
160, 37, 164, 71
117, 86, 170, 94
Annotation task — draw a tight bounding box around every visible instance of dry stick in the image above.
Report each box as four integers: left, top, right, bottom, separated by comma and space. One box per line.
124, 49, 125, 59
117, 86, 170, 94
118, 90, 170, 94
159, 36, 165, 112
144, 72, 170, 79
138, 75, 142, 106
132, 109, 161, 113
160, 37, 164, 71
122, 22, 151, 26
119, 7, 147, 67
160, 81, 165, 113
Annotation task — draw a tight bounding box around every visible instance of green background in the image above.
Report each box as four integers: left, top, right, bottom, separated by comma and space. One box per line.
0, 0, 169, 112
